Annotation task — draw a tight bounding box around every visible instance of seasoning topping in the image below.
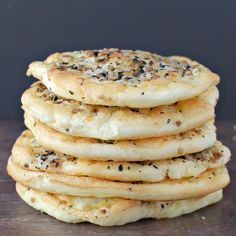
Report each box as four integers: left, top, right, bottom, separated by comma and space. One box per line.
118, 164, 123, 171
52, 48, 200, 85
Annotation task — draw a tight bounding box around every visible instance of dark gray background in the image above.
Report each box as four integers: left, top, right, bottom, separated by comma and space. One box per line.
0, 0, 235, 120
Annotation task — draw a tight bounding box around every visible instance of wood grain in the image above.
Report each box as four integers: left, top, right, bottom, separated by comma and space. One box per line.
0, 119, 235, 236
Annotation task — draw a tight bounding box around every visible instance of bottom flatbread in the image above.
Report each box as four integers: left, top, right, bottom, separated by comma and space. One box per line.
16, 183, 222, 226
8, 158, 230, 201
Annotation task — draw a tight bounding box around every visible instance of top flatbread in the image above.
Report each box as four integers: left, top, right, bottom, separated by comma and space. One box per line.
26, 48, 219, 108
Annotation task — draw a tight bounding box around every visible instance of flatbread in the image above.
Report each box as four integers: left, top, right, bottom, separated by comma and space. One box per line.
25, 113, 217, 161
11, 130, 230, 182
26, 49, 219, 108
21, 82, 218, 140
7, 159, 230, 201
16, 183, 223, 226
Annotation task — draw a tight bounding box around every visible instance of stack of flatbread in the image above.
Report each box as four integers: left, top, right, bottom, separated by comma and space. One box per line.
7, 49, 230, 226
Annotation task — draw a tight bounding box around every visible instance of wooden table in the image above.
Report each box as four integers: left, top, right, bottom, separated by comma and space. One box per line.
0, 120, 235, 236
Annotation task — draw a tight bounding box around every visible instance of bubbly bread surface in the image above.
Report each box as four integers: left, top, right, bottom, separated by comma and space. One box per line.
27, 49, 219, 108
25, 114, 217, 161
11, 130, 230, 182
22, 82, 218, 140
8, 158, 230, 201
16, 183, 223, 226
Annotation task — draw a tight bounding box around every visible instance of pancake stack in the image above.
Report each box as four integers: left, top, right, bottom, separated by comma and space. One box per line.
7, 49, 230, 226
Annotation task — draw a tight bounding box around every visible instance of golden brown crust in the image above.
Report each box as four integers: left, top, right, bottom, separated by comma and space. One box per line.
16, 183, 223, 226
26, 49, 220, 107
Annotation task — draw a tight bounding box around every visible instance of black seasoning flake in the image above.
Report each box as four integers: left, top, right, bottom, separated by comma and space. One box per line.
100, 72, 107, 77
118, 164, 123, 171
117, 72, 123, 80
94, 51, 99, 57
167, 118, 171, 124
65, 128, 70, 132
52, 96, 59, 101
24, 163, 29, 168
152, 165, 158, 169
161, 204, 165, 209
69, 90, 74, 95
37, 154, 48, 162
70, 64, 78, 70
182, 65, 190, 77
141, 92, 145, 95
139, 67, 145, 73
160, 63, 166, 68
107, 166, 110, 170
